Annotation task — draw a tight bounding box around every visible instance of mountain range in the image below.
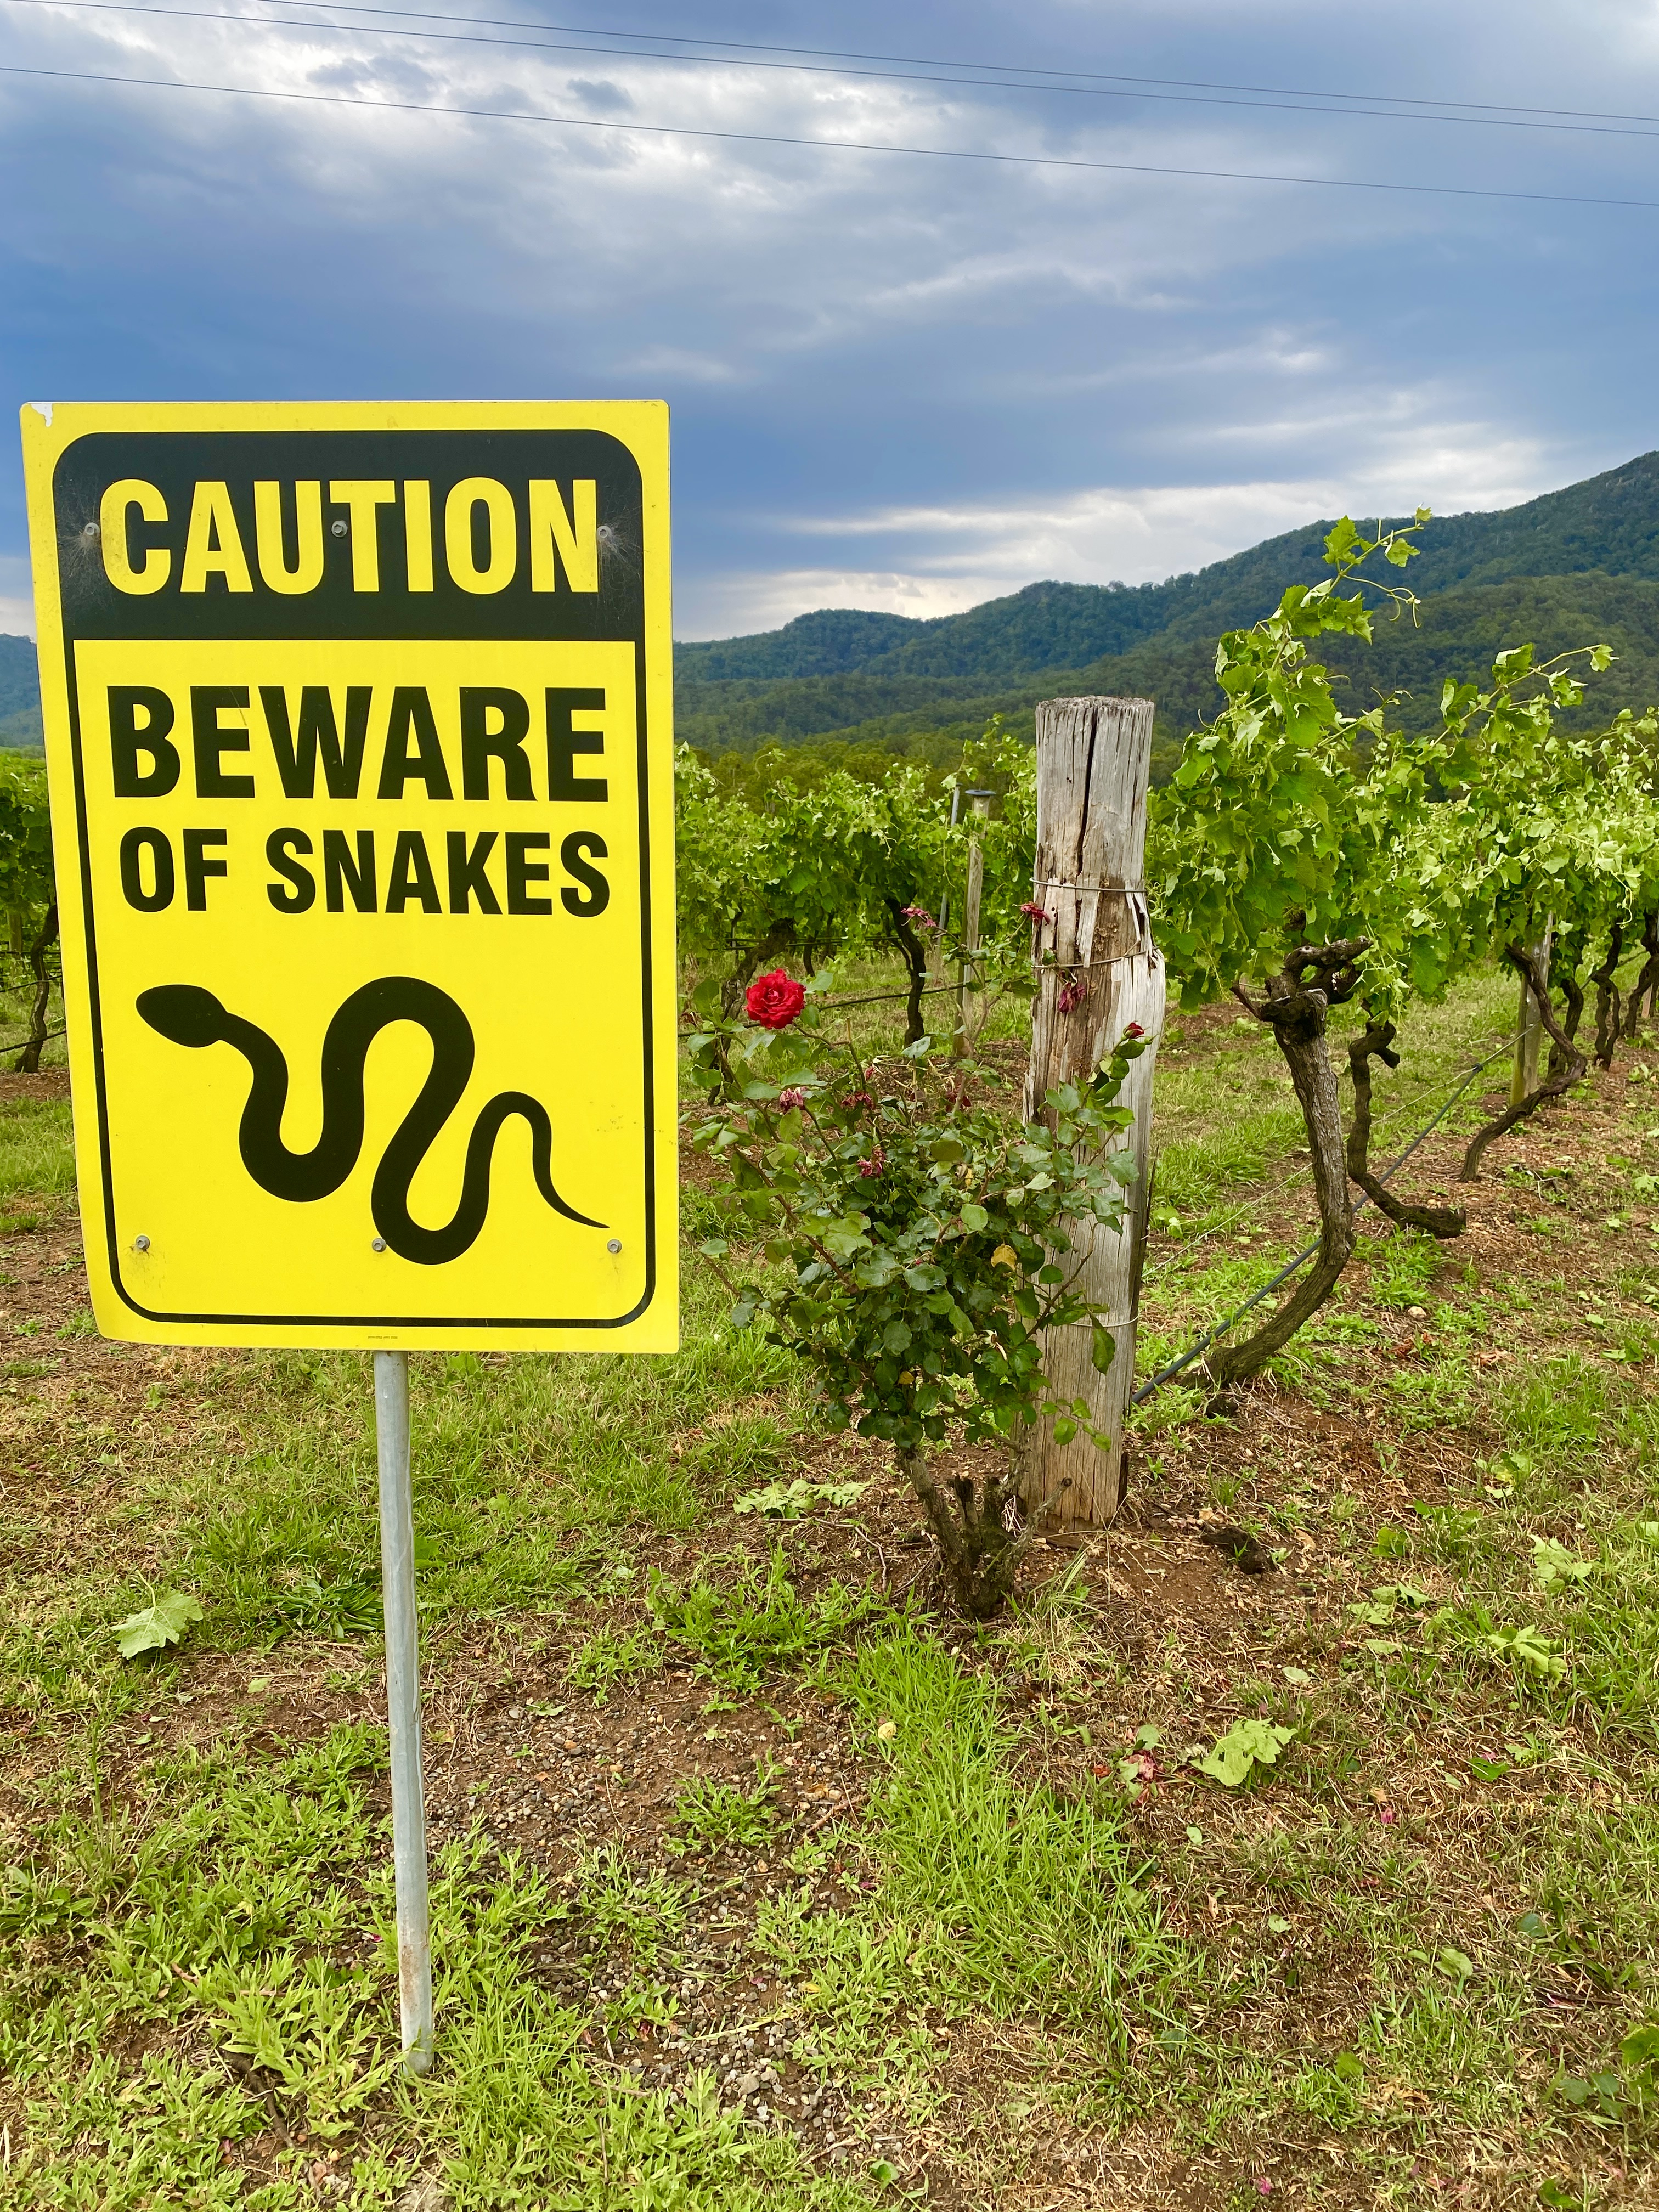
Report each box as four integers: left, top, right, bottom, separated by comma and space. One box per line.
0, 634, 40, 750
7, 449, 1659, 764
673, 450, 1659, 774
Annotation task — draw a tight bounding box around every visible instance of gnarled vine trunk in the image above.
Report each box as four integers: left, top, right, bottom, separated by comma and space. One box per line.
1624, 913, 1659, 1042
1205, 941, 1363, 1391
720, 919, 798, 1017
1590, 926, 1622, 1068
16, 903, 57, 1075
1511, 918, 1553, 1104
883, 899, 929, 1046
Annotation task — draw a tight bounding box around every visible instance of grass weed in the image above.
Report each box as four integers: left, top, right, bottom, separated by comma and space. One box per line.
0, 1096, 73, 1199
647, 1546, 873, 1691
835, 1629, 1187, 2032
671, 1775, 777, 1854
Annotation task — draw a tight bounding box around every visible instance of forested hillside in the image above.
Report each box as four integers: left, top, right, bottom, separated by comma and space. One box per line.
677, 451, 1659, 768
0, 634, 41, 749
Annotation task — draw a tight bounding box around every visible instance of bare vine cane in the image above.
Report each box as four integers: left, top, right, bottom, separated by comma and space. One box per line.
1346, 1020, 1465, 1238
15, 901, 57, 1075
1461, 943, 1589, 1181
1624, 912, 1659, 1042
1589, 924, 1623, 1069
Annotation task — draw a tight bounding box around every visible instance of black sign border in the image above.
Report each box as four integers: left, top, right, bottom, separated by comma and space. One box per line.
51, 428, 659, 1333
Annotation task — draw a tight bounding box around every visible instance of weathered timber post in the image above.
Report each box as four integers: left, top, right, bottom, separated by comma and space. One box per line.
953, 791, 991, 1056
1511, 917, 1553, 1104
1017, 697, 1164, 1532
932, 787, 961, 982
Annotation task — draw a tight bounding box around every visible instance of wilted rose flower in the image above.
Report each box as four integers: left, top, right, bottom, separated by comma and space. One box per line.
1020, 901, 1053, 924
900, 905, 936, 930
777, 1086, 806, 1110
1057, 976, 1089, 1015
746, 970, 806, 1029
843, 1090, 877, 1111
857, 1148, 885, 1178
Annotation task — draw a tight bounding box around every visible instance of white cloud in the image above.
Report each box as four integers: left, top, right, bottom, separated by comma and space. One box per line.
670, 425, 1572, 632
678, 567, 1011, 636
0, 558, 35, 640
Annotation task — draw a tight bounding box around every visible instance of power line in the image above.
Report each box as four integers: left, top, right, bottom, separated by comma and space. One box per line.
48, 0, 1659, 133
12, 0, 1659, 141
7, 60, 1659, 212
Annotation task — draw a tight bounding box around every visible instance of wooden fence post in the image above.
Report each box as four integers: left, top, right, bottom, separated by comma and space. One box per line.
1511, 917, 1554, 1104
953, 791, 991, 1057
1017, 697, 1164, 1533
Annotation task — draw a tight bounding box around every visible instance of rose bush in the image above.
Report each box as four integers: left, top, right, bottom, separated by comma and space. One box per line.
685, 974, 1147, 1616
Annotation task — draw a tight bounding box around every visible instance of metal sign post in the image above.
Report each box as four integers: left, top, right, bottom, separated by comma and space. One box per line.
374, 1350, 432, 2076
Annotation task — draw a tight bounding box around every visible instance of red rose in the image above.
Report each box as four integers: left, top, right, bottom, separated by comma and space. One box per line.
745, 970, 806, 1030
1125, 1021, 1146, 1039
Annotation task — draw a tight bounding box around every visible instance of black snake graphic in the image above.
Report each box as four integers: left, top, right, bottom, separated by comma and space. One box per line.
137, 977, 603, 1264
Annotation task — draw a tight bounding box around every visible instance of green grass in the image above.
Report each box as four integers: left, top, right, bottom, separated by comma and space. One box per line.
647, 1546, 874, 1692
672, 1775, 777, 1854
0, 1093, 74, 1197
838, 1629, 1187, 2032
0, 1727, 870, 2210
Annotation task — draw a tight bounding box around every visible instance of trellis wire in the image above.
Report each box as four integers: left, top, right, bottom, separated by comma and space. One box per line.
676, 973, 1513, 1397
1148, 1028, 1513, 1260
678, 975, 988, 1036
0, 1022, 66, 1058
1130, 1040, 1512, 1404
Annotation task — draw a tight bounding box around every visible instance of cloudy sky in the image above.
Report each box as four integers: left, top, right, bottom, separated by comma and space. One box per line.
4, 0, 1659, 639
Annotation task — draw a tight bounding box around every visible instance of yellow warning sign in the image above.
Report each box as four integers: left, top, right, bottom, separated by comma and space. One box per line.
20, 401, 678, 1351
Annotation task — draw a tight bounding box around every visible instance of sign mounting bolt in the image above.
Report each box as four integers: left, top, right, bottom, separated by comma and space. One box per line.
372, 1237, 388, 1252
134, 1234, 150, 1251
607, 1238, 623, 1255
